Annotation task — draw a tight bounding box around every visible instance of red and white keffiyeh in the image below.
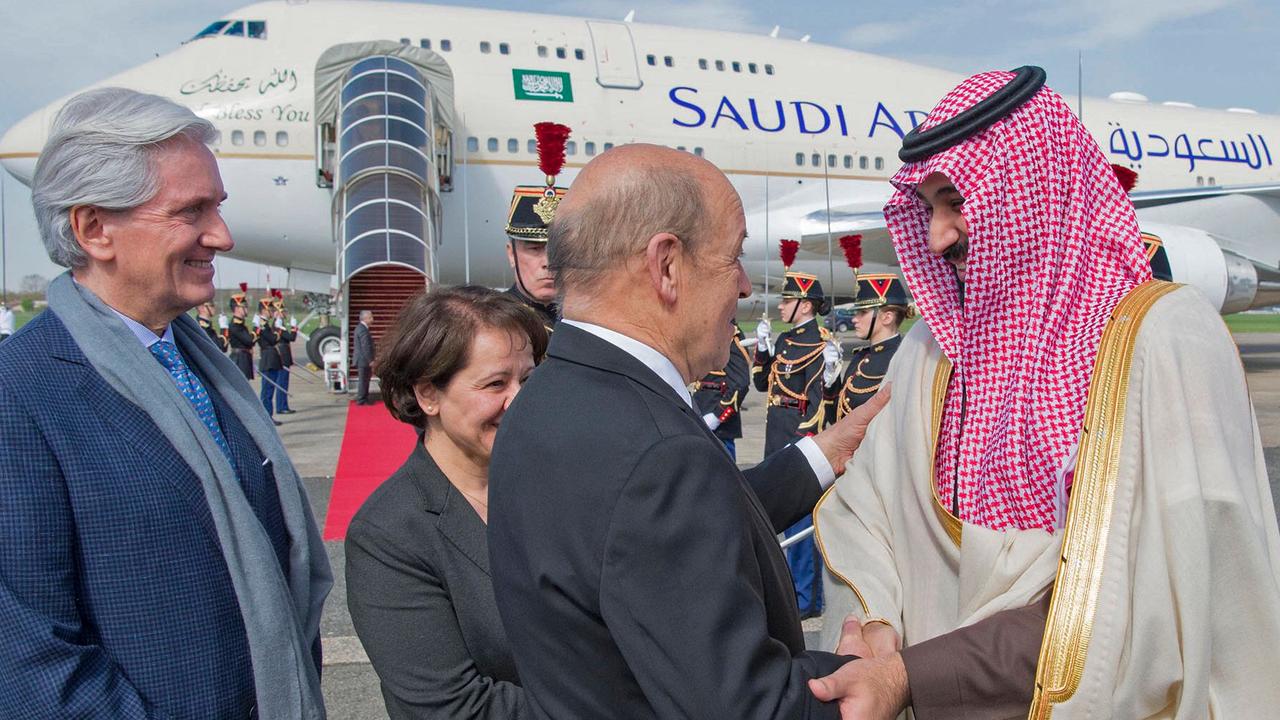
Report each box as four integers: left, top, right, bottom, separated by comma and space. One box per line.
885, 71, 1153, 532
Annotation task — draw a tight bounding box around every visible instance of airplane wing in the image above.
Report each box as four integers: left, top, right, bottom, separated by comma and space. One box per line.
794, 206, 897, 268
1129, 181, 1280, 209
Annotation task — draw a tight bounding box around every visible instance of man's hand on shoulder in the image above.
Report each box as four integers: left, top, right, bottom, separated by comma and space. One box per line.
810, 383, 891, 474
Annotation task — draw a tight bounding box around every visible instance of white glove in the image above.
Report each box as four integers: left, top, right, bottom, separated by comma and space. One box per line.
274, 318, 285, 330
755, 319, 774, 355
217, 314, 228, 330
822, 339, 842, 386
252, 314, 262, 329
290, 318, 298, 329
703, 412, 722, 431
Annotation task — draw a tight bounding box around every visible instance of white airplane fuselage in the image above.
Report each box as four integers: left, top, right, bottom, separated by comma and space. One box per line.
3, 0, 1280, 301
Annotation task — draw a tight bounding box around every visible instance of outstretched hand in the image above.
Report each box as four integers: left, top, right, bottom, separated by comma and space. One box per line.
809, 652, 910, 720
810, 383, 891, 475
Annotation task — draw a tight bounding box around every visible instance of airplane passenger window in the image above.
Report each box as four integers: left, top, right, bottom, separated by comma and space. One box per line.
507, 138, 518, 153
765, 64, 775, 75
874, 157, 884, 170
254, 131, 267, 147
732, 61, 742, 73
467, 137, 479, 153
1208, 176, 1216, 185
556, 47, 567, 59
487, 138, 498, 152
191, 20, 229, 40
827, 154, 836, 167
677, 146, 687, 152
693, 147, 703, 157
647, 54, 656, 66
538, 46, 548, 58
1196, 177, 1204, 186
224, 21, 245, 37
585, 141, 597, 156
811, 153, 820, 167
231, 130, 244, 146
795, 153, 805, 166
715, 60, 725, 71
748, 62, 758, 74
843, 155, 852, 169
247, 21, 266, 39
859, 156, 868, 170
527, 139, 536, 154
420, 39, 431, 49
210, 130, 222, 146
566, 141, 577, 155
603, 142, 615, 150
400, 38, 411, 46
481, 41, 491, 53
698, 59, 708, 70
664, 56, 673, 67
575, 49, 585, 60
441, 39, 452, 51
499, 43, 510, 54
276, 131, 289, 147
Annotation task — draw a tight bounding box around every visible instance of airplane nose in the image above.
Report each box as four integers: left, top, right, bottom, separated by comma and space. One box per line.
0, 109, 47, 187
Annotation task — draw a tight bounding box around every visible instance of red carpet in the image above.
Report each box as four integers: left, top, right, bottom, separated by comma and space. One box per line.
323, 401, 418, 540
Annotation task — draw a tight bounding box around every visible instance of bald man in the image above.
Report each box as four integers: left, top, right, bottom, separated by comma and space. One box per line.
488, 145, 887, 718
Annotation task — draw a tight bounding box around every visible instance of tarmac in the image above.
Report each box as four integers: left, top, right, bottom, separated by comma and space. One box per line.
277, 332, 1280, 719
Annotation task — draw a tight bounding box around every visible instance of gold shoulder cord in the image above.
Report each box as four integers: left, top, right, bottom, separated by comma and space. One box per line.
1028, 280, 1179, 719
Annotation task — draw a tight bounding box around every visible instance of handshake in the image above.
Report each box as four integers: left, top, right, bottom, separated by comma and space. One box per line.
810, 615, 910, 718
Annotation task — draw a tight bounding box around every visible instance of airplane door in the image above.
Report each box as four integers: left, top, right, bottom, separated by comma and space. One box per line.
585, 21, 643, 89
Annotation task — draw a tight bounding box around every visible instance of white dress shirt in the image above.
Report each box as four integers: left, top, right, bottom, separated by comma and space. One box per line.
562, 319, 836, 488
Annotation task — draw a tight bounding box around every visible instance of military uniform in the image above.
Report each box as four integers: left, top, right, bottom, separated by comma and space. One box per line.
273, 297, 297, 414
226, 290, 254, 381
198, 315, 228, 352
752, 271, 837, 617
692, 324, 752, 459
256, 302, 283, 420
503, 122, 569, 341
836, 273, 911, 420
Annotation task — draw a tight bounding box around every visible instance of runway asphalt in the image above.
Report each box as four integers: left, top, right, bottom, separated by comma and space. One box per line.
276, 331, 1280, 719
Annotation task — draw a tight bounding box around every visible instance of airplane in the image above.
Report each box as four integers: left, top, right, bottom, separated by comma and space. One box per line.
3, 0, 1280, 370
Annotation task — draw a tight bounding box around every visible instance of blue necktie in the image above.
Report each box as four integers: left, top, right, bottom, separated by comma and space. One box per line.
150, 340, 234, 465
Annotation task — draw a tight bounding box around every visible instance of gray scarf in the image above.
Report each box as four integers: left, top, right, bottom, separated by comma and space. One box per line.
48, 273, 330, 720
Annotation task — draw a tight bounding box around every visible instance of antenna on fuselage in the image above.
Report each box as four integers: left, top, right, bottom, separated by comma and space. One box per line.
623, 9, 635, 22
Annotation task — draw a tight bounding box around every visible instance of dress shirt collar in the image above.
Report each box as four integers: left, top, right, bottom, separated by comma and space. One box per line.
71, 276, 173, 348
561, 319, 692, 408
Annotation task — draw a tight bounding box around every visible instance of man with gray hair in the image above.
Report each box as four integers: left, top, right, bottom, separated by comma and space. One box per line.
0, 88, 330, 719
353, 309, 375, 404
488, 144, 887, 718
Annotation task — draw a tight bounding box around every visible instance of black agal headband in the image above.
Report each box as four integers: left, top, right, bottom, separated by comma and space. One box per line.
898, 66, 1047, 164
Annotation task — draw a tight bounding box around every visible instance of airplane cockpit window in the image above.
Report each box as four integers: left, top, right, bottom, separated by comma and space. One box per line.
191, 20, 229, 39
189, 19, 267, 40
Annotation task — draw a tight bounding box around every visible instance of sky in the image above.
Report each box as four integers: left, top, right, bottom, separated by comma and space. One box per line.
2, 0, 1277, 292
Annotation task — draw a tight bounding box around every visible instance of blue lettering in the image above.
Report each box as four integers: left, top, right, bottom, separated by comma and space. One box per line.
669, 86, 706, 128
869, 102, 906, 139
793, 101, 830, 135
712, 96, 749, 130
836, 104, 849, 136
748, 98, 786, 132
906, 110, 929, 129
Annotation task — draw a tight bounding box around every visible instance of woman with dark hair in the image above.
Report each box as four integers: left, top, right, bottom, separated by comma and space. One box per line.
345, 285, 547, 720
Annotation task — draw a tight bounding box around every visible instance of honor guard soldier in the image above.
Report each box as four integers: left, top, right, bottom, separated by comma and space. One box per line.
837, 274, 912, 420
256, 295, 284, 424
503, 122, 570, 336
272, 290, 297, 415
692, 322, 752, 460
226, 283, 255, 380
197, 301, 227, 352
753, 244, 842, 618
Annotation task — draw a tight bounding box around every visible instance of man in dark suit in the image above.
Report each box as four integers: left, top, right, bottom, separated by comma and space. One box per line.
353, 309, 375, 404
0, 87, 330, 719
227, 289, 255, 380
488, 144, 889, 719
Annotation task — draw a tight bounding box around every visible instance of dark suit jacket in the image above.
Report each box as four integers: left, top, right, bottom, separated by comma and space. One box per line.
489, 324, 849, 720
257, 322, 282, 372
354, 322, 375, 368
346, 443, 526, 720
0, 311, 303, 718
